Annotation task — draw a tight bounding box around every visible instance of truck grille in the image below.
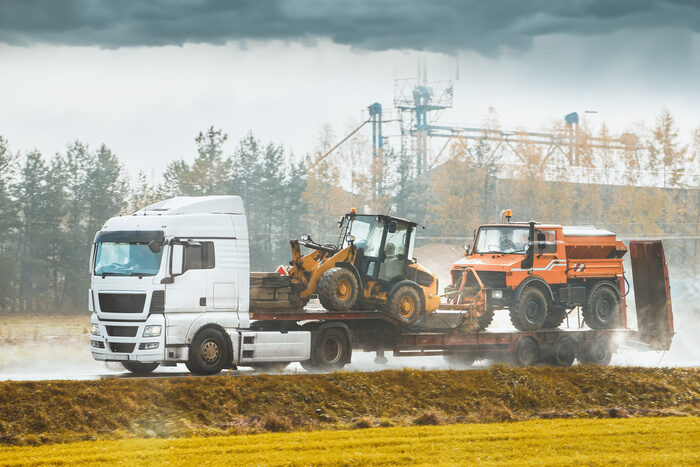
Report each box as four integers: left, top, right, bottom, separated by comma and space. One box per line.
451, 270, 506, 289
98, 293, 146, 313
109, 343, 135, 353
106, 326, 138, 337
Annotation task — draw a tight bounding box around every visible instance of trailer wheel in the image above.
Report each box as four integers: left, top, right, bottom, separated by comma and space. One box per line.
301, 327, 350, 373
387, 285, 423, 325
514, 336, 540, 367
547, 336, 577, 367
510, 287, 548, 331
580, 334, 613, 366
318, 267, 358, 311
543, 306, 567, 329
443, 353, 475, 369
121, 361, 159, 375
185, 328, 230, 375
583, 284, 621, 330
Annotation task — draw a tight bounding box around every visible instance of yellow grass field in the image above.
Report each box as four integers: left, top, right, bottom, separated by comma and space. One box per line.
0, 416, 697, 466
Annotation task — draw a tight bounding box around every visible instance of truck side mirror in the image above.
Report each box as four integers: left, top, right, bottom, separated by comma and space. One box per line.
463, 243, 471, 256
537, 232, 546, 252
171, 244, 185, 276
388, 221, 397, 233
148, 240, 162, 253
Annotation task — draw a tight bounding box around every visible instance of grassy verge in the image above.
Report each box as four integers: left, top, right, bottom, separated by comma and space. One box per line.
0, 366, 697, 446
0, 417, 697, 466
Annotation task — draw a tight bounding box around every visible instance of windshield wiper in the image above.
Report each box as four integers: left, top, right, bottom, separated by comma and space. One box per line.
99, 272, 126, 278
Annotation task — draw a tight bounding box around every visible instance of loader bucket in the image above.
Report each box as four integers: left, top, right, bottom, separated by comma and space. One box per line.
629, 241, 674, 350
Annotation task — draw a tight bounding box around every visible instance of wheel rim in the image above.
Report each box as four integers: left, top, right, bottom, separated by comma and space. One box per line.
597, 299, 611, 320
399, 296, 415, 319
336, 278, 352, 302
201, 339, 220, 364
524, 300, 541, 323
322, 336, 342, 364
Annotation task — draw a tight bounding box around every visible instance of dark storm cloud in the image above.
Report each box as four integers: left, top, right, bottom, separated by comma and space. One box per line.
0, 0, 698, 53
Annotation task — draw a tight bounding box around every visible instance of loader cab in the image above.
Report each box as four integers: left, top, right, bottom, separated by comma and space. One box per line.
344, 214, 416, 285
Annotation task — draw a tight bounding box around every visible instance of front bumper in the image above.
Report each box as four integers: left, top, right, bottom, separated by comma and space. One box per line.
90, 313, 166, 363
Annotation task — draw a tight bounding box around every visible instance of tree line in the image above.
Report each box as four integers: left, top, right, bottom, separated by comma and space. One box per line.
0, 110, 698, 313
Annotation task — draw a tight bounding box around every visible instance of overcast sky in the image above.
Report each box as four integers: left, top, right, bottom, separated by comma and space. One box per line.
0, 0, 698, 178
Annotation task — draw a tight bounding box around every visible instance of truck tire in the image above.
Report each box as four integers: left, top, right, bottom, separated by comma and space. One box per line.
543, 306, 567, 329
121, 361, 159, 375
514, 336, 540, 367
583, 284, 621, 330
477, 307, 495, 331
509, 287, 548, 331
185, 327, 230, 375
546, 336, 576, 367
318, 267, 358, 311
580, 334, 613, 366
301, 327, 350, 373
387, 285, 423, 325
443, 353, 475, 369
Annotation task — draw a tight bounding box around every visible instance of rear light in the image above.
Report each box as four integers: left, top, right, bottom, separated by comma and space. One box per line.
150, 290, 165, 313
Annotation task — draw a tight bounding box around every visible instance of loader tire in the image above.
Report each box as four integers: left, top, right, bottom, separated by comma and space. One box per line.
543, 306, 567, 329
583, 284, 621, 330
121, 361, 159, 375
387, 285, 423, 325
318, 267, 358, 311
185, 328, 230, 376
509, 287, 548, 331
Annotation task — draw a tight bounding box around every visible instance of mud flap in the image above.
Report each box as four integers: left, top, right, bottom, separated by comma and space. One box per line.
629, 241, 674, 350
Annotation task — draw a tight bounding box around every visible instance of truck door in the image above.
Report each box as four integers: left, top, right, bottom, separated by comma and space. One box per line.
629, 241, 674, 350
164, 242, 211, 313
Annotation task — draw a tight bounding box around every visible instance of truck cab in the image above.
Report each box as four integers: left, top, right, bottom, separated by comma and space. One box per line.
89, 196, 310, 375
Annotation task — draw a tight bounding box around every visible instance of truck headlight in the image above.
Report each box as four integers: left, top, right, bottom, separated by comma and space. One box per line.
90, 323, 100, 336
492, 290, 503, 299
143, 325, 162, 337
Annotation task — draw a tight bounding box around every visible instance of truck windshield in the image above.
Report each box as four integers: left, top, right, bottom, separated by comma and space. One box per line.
347, 215, 378, 249
94, 242, 163, 276
475, 227, 530, 254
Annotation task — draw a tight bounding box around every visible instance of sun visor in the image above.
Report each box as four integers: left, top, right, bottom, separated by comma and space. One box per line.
94, 230, 165, 244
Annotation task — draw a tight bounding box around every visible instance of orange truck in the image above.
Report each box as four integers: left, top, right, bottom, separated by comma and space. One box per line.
447, 211, 630, 332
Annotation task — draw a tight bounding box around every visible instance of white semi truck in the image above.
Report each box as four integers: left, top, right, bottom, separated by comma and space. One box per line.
90, 196, 674, 375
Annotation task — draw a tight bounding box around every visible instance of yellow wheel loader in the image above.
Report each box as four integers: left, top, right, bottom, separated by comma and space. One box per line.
288, 210, 441, 324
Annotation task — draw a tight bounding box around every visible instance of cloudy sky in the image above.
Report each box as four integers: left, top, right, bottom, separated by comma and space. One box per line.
0, 0, 698, 177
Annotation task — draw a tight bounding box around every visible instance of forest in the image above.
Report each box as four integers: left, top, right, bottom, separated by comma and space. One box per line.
0, 110, 698, 313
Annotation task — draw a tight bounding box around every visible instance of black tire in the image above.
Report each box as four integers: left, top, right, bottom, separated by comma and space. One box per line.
543, 306, 567, 329
476, 307, 495, 331
509, 287, 548, 331
318, 267, 359, 311
249, 362, 290, 373
185, 328, 230, 375
583, 284, 621, 330
443, 353, 476, 369
514, 336, 540, 367
580, 334, 614, 366
547, 336, 576, 367
121, 361, 159, 375
387, 285, 423, 325
301, 327, 350, 373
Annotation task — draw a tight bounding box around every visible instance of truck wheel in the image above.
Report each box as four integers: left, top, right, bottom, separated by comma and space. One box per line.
477, 308, 495, 331
318, 267, 358, 311
443, 353, 475, 369
121, 361, 159, 375
250, 362, 290, 373
509, 287, 548, 331
547, 336, 576, 367
514, 336, 540, 366
301, 327, 350, 373
387, 285, 423, 325
186, 328, 230, 375
543, 306, 567, 329
583, 284, 621, 330
580, 334, 613, 366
